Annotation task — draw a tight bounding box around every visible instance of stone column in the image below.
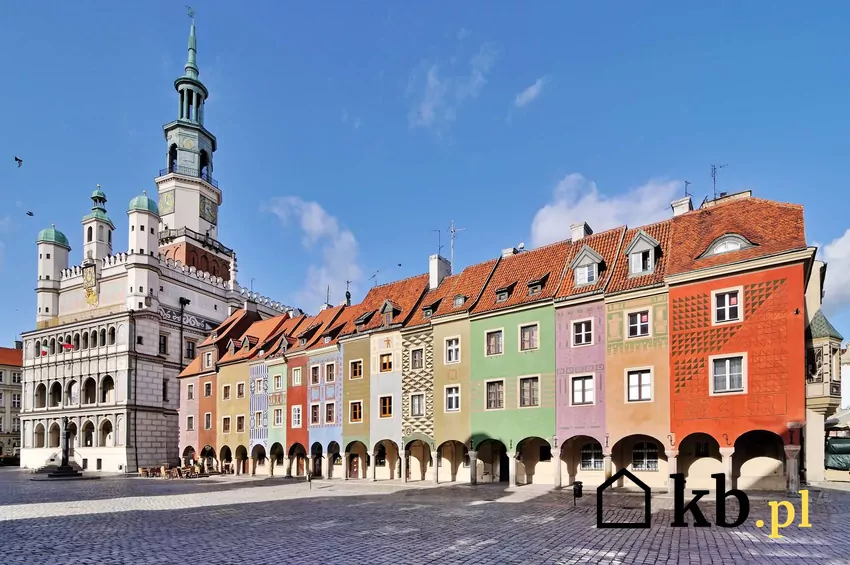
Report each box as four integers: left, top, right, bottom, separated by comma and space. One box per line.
344, 452, 350, 480
178, 90, 183, 119
182, 89, 189, 121
401, 450, 408, 483
508, 454, 517, 487
431, 451, 439, 484
192, 90, 198, 121
554, 450, 562, 488
719, 447, 735, 492
603, 453, 612, 481
371, 453, 377, 482
284, 456, 292, 478
468, 450, 478, 485
804, 411, 825, 483
198, 98, 203, 125
785, 445, 802, 495
665, 450, 679, 493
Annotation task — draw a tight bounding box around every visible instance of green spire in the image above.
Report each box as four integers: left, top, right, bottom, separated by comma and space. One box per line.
184, 19, 199, 80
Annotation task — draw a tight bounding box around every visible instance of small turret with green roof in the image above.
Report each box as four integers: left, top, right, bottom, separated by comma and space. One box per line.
82, 184, 115, 228
127, 190, 160, 216
36, 224, 70, 249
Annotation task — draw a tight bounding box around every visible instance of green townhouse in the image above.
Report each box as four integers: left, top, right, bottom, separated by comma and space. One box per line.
468, 241, 571, 486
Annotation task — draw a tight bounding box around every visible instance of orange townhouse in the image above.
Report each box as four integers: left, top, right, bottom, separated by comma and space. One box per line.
666, 192, 812, 492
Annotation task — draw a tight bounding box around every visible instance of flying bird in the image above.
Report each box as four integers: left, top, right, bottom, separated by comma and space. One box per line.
26, 211, 34, 217
14, 156, 22, 168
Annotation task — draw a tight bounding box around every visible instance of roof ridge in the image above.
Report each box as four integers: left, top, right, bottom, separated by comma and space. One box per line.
371, 272, 428, 289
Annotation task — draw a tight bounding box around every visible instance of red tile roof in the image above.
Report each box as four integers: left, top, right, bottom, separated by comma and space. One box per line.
0, 346, 22, 367
555, 227, 626, 300
405, 258, 500, 328
286, 305, 347, 355
306, 307, 357, 351
219, 315, 289, 365
606, 219, 672, 294
470, 241, 572, 315
259, 315, 311, 360
667, 196, 806, 276
339, 274, 429, 337
180, 307, 264, 378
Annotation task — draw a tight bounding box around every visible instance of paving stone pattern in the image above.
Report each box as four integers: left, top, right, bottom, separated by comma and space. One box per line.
1, 469, 849, 564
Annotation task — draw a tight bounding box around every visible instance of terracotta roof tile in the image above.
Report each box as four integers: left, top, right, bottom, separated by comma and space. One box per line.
556, 227, 626, 300
471, 241, 572, 315
259, 315, 310, 359
405, 258, 500, 328
219, 315, 289, 364
607, 219, 672, 294
287, 305, 347, 354
0, 346, 22, 367
339, 274, 429, 337
180, 307, 264, 378
200, 309, 246, 346
667, 196, 806, 275
306, 307, 357, 351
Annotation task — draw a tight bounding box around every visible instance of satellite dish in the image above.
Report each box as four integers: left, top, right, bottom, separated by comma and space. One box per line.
517, 242, 525, 250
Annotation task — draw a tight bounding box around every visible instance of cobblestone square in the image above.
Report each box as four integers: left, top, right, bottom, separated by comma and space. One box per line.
2, 468, 849, 564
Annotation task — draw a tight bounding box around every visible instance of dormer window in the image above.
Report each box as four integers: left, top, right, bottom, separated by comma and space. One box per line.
698, 234, 755, 259
423, 309, 433, 318
453, 295, 465, 307
575, 264, 597, 285
629, 250, 653, 275
299, 338, 306, 346
528, 285, 542, 296
624, 229, 660, 277
496, 292, 508, 303
323, 336, 331, 344
384, 313, 392, 326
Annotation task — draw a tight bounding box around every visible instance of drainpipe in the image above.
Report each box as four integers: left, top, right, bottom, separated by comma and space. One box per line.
130, 309, 139, 473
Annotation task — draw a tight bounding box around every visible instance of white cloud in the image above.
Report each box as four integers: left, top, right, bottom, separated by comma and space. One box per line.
407, 43, 497, 132
514, 77, 547, 108
530, 173, 682, 248
818, 230, 850, 318
267, 197, 362, 313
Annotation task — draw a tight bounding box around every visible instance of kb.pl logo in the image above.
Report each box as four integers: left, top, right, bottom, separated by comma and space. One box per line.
596, 469, 811, 539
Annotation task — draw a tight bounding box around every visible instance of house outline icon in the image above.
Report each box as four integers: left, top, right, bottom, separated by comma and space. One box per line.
596, 467, 652, 529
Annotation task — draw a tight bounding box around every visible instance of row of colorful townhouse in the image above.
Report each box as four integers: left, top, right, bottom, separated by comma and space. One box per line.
177, 191, 844, 491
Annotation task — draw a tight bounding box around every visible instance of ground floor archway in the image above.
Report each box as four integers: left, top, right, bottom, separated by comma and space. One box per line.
372, 439, 399, 481
559, 435, 605, 487
733, 430, 785, 490
405, 440, 431, 482
476, 439, 509, 483
516, 436, 553, 486
327, 441, 341, 478
182, 445, 196, 466
251, 444, 267, 475
311, 442, 323, 478
345, 440, 368, 479
67, 421, 77, 456
610, 434, 668, 489
288, 443, 307, 477
437, 440, 469, 483
235, 445, 249, 475
678, 433, 723, 490
219, 445, 233, 473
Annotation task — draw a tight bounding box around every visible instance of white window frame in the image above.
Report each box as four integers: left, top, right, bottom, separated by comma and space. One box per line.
309, 402, 321, 425
378, 394, 393, 418
410, 348, 425, 370
570, 374, 595, 406
221, 415, 230, 433
203, 382, 212, 397
625, 367, 654, 403
409, 392, 425, 417
186, 415, 194, 431
222, 384, 231, 401
349, 400, 364, 423
273, 374, 282, 391
254, 378, 263, 393
325, 362, 336, 383
236, 381, 245, 399
711, 286, 744, 326
292, 367, 302, 386
324, 401, 336, 424
517, 375, 540, 408
484, 328, 504, 357
625, 308, 652, 339
204, 412, 212, 430
273, 408, 283, 427
571, 318, 593, 347
484, 378, 506, 411
709, 353, 748, 396
445, 336, 461, 365
204, 351, 213, 368
236, 414, 245, 433
575, 264, 598, 285
518, 323, 539, 352
445, 385, 461, 413
187, 383, 194, 400
291, 405, 303, 428
349, 359, 363, 379
310, 364, 320, 385
379, 353, 393, 373
254, 410, 263, 428
629, 250, 653, 276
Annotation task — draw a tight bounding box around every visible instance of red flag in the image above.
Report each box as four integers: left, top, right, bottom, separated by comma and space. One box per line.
62, 343, 74, 350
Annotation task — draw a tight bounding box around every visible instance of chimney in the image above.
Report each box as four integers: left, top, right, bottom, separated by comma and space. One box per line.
244, 299, 257, 313
501, 247, 518, 258
570, 222, 593, 241
14, 340, 22, 350
671, 196, 693, 217
345, 290, 351, 306
429, 254, 451, 290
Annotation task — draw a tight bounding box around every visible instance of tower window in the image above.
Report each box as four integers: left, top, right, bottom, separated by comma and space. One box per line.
141, 225, 144, 231
140, 249, 144, 254
46, 253, 50, 259
150, 228, 154, 234
87, 226, 93, 242
108, 230, 112, 244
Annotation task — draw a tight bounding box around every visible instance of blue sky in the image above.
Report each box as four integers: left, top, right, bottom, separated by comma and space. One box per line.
1, 1, 849, 343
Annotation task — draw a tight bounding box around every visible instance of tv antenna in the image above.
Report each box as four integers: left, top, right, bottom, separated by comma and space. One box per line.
369, 271, 379, 287
710, 164, 727, 199
448, 220, 465, 272
684, 180, 692, 197
430, 229, 444, 256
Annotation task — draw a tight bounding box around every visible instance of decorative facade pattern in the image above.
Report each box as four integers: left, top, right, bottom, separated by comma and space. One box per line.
401, 330, 435, 444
